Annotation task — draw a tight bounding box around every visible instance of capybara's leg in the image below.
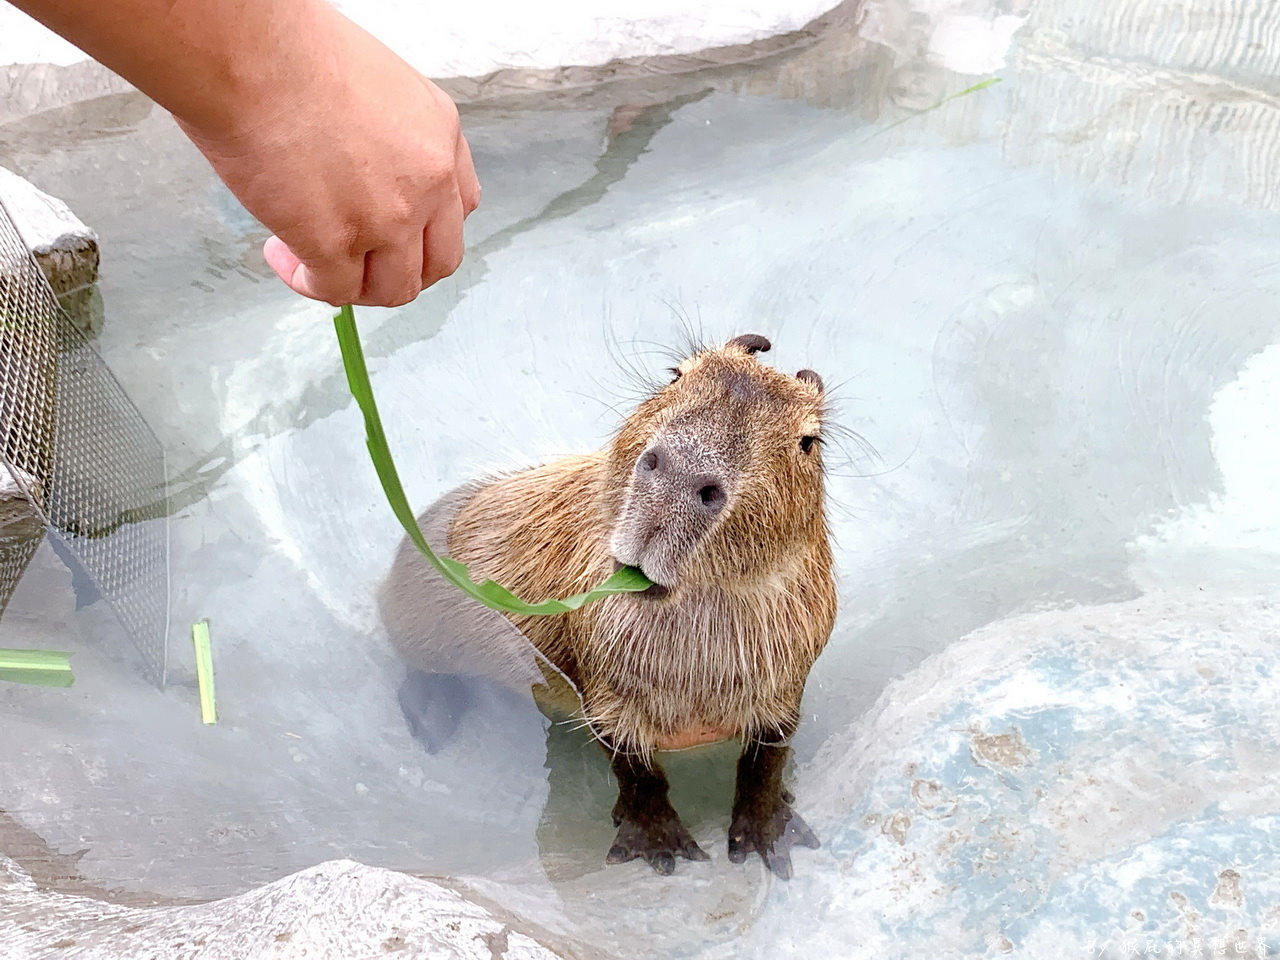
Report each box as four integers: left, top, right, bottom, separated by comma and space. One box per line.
603, 746, 709, 875
728, 726, 820, 879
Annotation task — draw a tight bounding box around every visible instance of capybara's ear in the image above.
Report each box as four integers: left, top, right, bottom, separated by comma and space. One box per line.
796, 369, 824, 393
727, 334, 771, 355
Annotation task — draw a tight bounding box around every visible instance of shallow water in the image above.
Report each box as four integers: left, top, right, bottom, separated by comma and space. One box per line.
2, 0, 1280, 956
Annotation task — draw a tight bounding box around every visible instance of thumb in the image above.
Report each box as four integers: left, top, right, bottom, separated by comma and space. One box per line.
263, 235, 302, 286
262, 235, 331, 302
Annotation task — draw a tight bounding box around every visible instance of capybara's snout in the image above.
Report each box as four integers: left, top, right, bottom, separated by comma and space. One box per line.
609, 431, 733, 588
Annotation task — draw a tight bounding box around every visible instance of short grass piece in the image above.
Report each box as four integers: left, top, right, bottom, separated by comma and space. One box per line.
0, 648, 73, 687
192, 620, 217, 724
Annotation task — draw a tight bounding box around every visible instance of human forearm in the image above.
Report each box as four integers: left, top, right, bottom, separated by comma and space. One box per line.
11, 0, 341, 140
11, 0, 481, 306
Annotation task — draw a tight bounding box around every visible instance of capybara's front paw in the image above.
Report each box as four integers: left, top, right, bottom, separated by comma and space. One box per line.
606, 813, 710, 876
727, 799, 820, 880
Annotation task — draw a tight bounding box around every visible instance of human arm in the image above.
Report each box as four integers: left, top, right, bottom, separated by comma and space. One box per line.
9, 0, 479, 306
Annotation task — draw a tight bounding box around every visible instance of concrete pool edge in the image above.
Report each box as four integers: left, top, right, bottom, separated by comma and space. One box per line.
0, 856, 580, 960
0, 0, 862, 124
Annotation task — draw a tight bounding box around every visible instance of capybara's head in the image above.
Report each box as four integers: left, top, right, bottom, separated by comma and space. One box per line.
606, 334, 828, 593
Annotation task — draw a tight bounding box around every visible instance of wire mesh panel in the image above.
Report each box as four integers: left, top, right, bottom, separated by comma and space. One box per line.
0, 195, 58, 623
0, 196, 169, 686
0, 209, 57, 500
0, 515, 43, 620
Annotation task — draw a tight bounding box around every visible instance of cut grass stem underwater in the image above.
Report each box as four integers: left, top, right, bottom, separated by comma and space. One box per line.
333, 304, 652, 615
0, 648, 73, 686
192, 620, 217, 724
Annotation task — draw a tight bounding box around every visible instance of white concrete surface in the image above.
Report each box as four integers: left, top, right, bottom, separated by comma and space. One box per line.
0, 165, 95, 261
0, 0, 842, 76
0, 6, 83, 67
0, 857, 569, 960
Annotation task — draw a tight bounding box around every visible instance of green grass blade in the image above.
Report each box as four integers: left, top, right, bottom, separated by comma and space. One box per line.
875, 76, 1003, 137
0, 648, 74, 687
192, 620, 217, 724
333, 305, 652, 616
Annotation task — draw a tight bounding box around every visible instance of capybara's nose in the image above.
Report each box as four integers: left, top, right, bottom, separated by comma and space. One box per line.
636, 443, 729, 516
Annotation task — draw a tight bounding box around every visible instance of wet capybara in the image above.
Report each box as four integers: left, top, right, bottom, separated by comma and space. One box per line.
380, 334, 836, 877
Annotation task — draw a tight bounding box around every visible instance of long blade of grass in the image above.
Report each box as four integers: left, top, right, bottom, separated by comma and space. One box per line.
0, 648, 74, 687
334, 305, 652, 615
874, 76, 1003, 137
192, 620, 217, 724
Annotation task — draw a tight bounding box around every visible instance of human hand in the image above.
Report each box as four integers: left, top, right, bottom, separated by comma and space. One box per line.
178, 7, 480, 307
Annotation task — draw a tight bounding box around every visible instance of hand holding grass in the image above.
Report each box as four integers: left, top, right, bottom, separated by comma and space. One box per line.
12, 0, 480, 307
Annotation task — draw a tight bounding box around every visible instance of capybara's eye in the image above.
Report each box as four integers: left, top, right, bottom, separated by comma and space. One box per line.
667, 367, 682, 382
799, 435, 820, 453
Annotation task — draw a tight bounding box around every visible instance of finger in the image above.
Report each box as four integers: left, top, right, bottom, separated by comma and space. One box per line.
263, 235, 301, 282
357, 236, 425, 307
421, 196, 465, 288
262, 235, 363, 306
455, 135, 481, 215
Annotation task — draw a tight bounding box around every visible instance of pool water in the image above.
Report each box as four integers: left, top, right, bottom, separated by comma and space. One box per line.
3, 0, 1280, 956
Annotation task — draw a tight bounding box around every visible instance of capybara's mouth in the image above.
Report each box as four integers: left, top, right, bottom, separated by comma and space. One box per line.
613, 560, 671, 600
639, 581, 670, 600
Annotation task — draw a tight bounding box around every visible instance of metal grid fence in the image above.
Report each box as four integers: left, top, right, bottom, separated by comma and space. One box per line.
0, 196, 169, 686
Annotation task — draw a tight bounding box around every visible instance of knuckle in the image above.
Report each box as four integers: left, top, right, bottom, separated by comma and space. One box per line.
312, 233, 362, 265
385, 201, 416, 230
424, 161, 454, 190
433, 91, 461, 131
419, 139, 460, 185
388, 282, 421, 307
435, 249, 463, 279
367, 262, 423, 308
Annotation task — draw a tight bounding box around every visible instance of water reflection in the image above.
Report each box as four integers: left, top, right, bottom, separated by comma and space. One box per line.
379, 484, 578, 754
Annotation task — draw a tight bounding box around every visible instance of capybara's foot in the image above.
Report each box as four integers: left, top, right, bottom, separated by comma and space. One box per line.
605, 748, 709, 875
727, 799, 820, 880
606, 811, 710, 876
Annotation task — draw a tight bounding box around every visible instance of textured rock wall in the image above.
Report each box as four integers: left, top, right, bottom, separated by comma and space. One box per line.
0, 857, 571, 960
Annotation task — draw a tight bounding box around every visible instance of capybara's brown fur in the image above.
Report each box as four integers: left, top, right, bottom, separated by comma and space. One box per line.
382, 333, 836, 876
